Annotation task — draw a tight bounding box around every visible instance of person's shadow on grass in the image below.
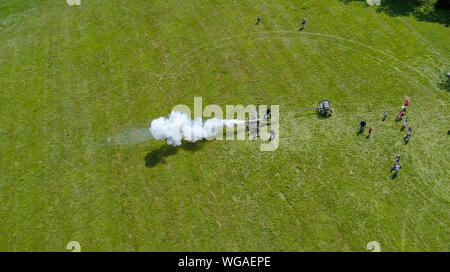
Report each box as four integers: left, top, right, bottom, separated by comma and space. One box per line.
144, 140, 206, 168
389, 167, 398, 179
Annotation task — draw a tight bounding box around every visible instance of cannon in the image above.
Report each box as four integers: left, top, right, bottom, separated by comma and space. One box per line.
296, 99, 333, 117
318, 99, 332, 117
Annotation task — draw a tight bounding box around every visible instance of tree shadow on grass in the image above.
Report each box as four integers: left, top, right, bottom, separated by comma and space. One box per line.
338, 0, 416, 16
438, 76, 450, 91
144, 140, 207, 168
338, 0, 450, 26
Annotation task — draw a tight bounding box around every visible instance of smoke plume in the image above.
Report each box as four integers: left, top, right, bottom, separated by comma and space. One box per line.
149, 111, 244, 146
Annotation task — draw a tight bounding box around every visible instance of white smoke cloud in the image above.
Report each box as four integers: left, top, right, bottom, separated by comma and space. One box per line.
149, 111, 244, 146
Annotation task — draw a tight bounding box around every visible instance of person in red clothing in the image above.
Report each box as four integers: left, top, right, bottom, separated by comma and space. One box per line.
403, 99, 409, 110
396, 111, 405, 121
368, 127, 373, 137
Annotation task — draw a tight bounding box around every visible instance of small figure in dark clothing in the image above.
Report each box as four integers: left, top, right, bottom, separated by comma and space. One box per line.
301, 18, 306, 30
257, 15, 261, 24
405, 127, 412, 143
383, 111, 388, 121
359, 120, 367, 132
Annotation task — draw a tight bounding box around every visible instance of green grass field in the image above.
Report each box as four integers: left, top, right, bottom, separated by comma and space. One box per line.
0, 0, 449, 251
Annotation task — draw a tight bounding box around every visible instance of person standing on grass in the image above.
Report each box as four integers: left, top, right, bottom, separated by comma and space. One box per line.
403, 99, 409, 110
403, 117, 408, 128
360, 120, 366, 132
301, 18, 306, 30
394, 163, 402, 175
368, 127, 373, 137
257, 15, 261, 24
383, 111, 388, 121
405, 127, 412, 142
392, 155, 401, 170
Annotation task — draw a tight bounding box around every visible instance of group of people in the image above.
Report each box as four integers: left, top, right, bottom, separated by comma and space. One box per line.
390, 98, 413, 176
395, 99, 412, 143
379, 99, 413, 144
358, 120, 373, 137
359, 98, 413, 177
